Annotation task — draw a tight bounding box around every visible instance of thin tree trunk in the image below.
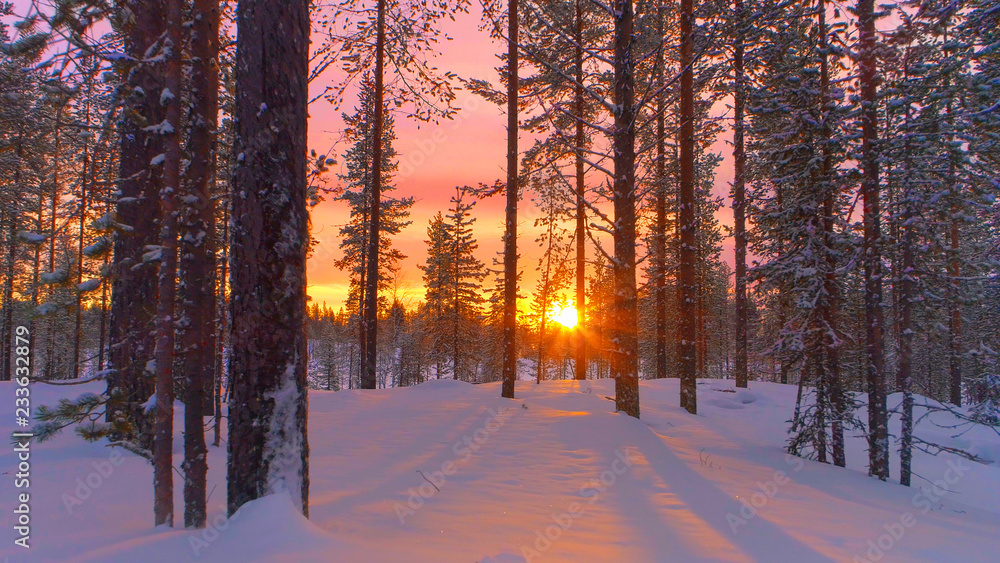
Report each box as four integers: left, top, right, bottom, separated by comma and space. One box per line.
214, 196, 228, 449
816, 0, 845, 468
898, 170, 915, 487
677, 0, 697, 414
46, 105, 62, 379
732, 0, 748, 389
574, 0, 587, 382
98, 252, 108, 372
654, 0, 668, 381
73, 126, 90, 380
361, 0, 387, 391
228, 0, 310, 517
858, 0, 889, 481
1, 212, 14, 382
501, 0, 520, 399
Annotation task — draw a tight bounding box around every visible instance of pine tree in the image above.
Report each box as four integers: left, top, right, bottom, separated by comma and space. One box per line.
178, 0, 220, 528
228, 0, 310, 517
421, 188, 487, 380
333, 76, 413, 389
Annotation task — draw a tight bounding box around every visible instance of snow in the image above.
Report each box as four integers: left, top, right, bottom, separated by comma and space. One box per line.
1, 378, 999, 562
38, 270, 68, 285
17, 231, 47, 244
77, 279, 102, 292
261, 361, 306, 511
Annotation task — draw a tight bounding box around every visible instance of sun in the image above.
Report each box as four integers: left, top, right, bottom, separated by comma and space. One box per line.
551, 305, 578, 329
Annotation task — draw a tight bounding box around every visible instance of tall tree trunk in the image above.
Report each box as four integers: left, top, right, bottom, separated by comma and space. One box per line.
573, 0, 587, 382
361, 0, 387, 391
1, 127, 22, 382
654, 0, 668, 381
1, 212, 14, 382
46, 105, 62, 379
98, 252, 108, 371
732, 0, 748, 389
611, 0, 639, 418
179, 0, 220, 529
898, 174, 915, 486
819, 0, 845, 469
214, 195, 229, 449
228, 0, 310, 517
151, 0, 185, 526
73, 129, 90, 380
858, 0, 888, 481
677, 0, 697, 414
107, 0, 166, 452
501, 0, 520, 399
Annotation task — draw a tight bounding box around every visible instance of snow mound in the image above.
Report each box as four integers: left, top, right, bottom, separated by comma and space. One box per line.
202, 493, 347, 562
735, 389, 758, 404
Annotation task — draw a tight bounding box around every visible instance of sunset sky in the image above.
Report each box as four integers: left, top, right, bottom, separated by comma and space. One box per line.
305, 5, 736, 311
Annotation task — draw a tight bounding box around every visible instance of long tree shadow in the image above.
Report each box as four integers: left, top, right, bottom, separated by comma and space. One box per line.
626, 420, 837, 562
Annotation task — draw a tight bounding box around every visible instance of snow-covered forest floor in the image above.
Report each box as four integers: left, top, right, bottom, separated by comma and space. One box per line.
2, 377, 999, 562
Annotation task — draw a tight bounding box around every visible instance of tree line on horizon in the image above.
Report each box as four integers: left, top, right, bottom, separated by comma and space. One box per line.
0, 0, 998, 530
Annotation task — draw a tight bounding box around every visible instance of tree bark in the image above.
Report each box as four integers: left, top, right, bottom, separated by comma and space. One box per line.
501, 0, 519, 399
107, 0, 166, 452
179, 0, 220, 529
611, 0, 639, 418
573, 0, 587, 382
228, 0, 311, 517
858, 0, 889, 481
732, 0, 748, 389
151, 0, 185, 527
654, 0, 668, 381
361, 0, 387, 391
677, 0, 697, 414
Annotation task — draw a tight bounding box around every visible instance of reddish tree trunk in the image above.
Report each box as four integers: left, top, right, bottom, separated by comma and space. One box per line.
611, 0, 639, 418
501, 0, 520, 399
179, 0, 220, 528
228, 0, 311, 517
677, 0, 697, 414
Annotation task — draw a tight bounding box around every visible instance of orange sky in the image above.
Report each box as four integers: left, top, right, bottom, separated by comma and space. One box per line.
305, 6, 736, 312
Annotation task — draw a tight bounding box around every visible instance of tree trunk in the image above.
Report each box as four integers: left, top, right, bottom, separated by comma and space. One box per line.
151, 0, 185, 526
214, 195, 229, 449
1, 212, 14, 382
677, 0, 697, 414
611, 0, 639, 418
573, 0, 587, 382
46, 105, 62, 379
732, 0, 748, 389
361, 0, 387, 391
501, 0, 520, 399
818, 0, 845, 469
179, 0, 220, 529
73, 126, 90, 380
654, 0, 668, 381
228, 0, 310, 517
107, 0, 166, 452
898, 178, 915, 486
858, 0, 889, 481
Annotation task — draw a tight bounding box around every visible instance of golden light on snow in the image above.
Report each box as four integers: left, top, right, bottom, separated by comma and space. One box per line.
551, 304, 578, 329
